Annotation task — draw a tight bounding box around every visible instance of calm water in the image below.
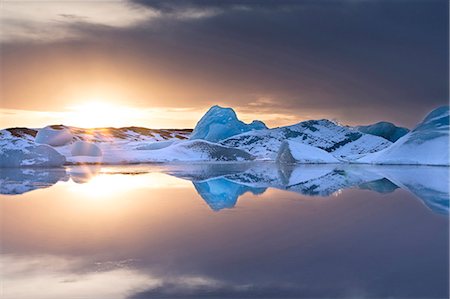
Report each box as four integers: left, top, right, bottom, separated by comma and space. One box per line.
1, 163, 449, 299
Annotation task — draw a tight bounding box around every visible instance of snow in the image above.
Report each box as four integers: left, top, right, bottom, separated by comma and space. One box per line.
35, 126, 73, 146
356, 106, 449, 166
222, 119, 391, 160
0, 105, 448, 167
355, 121, 409, 142
276, 141, 341, 164
71, 141, 103, 157
136, 140, 177, 150
65, 139, 255, 164
190, 105, 267, 142
0, 139, 66, 168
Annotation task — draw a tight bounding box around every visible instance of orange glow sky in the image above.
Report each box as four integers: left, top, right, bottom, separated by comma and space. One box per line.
0, 0, 447, 129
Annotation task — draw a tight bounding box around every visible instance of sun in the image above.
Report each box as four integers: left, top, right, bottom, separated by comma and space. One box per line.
66, 101, 144, 128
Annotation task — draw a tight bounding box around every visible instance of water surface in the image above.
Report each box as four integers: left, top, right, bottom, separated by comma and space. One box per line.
1, 163, 448, 299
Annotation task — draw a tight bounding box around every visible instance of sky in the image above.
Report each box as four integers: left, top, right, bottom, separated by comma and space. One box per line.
0, 0, 448, 129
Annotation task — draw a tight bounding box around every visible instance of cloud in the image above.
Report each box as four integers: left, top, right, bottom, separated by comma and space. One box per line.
0, 0, 157, 42
0, 0, 231, 43
0, 0, 447, 127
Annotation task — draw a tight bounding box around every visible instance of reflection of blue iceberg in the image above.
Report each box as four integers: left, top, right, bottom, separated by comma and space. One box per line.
0, 168, 68, 195
358, 178, 399, 193
166, 163, 449, 215
374, 166, 450, 215
1, 162, 448, 215
193, 178, 266, 211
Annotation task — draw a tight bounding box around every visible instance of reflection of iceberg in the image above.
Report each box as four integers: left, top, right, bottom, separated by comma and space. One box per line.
165, 163, 449, 214
0, 168, 68, 195
69, 165, 101, 184
0, 166, 102, 194
193, 178, 266, 211
358, 178, 399, 193
372, 166, 450, 215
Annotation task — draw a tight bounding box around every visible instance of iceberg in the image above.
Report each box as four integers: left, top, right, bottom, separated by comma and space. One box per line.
356, 106, 449, 166
222, 119, 391, 160
0, 144, 66, 167
137, 140, 255, 162
64, 140, 255, 164
276, 141, 341, 164
71, 141, 103, 157
356, 121, 409, 142
35, 126, 73, 146
0, 132, 66, 167
190, 105, 267, 142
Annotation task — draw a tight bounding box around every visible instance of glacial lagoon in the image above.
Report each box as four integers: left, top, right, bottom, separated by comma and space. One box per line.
1, 163, 448, 299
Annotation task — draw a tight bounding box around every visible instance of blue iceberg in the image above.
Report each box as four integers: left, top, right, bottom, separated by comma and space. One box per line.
190, 105, 267, 142
356, 121, 409, 142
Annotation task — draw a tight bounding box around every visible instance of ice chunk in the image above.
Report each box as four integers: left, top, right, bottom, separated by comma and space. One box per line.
356, 106, 449, 166
35, 126, 73, 146
222, 119, 391, 160
0, 143, 66, 167
190, 105, 267, 142
71, 141, 102, 157
356, 121, 409, 142
136, 140, 255, 162
276, 141, 341, 164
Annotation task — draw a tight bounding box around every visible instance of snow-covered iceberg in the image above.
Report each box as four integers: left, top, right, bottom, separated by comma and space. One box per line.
190, 105, 267, 142
356, 106, 449, 166
66, 140, 255, 164
0, 132, 66, 167
143, 140, 255, 162
222, 119, 391, 160
276, 141, 341, 164
355, 121, 409, 142
35, 126, 73, 146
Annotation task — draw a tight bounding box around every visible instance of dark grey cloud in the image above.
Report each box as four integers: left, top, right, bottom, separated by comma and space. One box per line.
128, 282, 333, 299
1, 0, 448, 127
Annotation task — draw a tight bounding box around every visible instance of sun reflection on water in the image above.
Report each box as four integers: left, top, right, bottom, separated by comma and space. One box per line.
66, 168, 192, 199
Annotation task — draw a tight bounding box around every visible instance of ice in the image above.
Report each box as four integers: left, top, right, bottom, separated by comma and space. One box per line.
222, 119, 391, 160
134, 140, 255, 162
0, 135, 66, 167
276, 140, 341, 164
136, 140, 178, 150
190, 105, 267, 142
35, 126, 73, 146
356, 106, 449, 165
356, 121, 409, 142
71, 141, 103, 157
65, 139, 255, 164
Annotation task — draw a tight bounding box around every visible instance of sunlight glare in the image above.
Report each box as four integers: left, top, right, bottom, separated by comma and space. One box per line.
67, 172, 191, 199
66, 101, 145, 128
